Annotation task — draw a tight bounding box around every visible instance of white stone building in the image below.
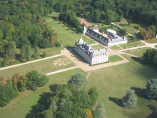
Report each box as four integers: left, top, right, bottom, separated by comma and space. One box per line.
105, 29, 128, 46
83, 26, 127, 46
74, 37, 108, 65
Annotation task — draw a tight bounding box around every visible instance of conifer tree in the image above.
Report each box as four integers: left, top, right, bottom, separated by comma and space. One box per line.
122, 89, 137, 109
146, 78, 157, 99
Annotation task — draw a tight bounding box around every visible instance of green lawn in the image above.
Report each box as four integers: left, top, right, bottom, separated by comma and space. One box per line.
1, 55, 157, 118
109, 55, 123, 62
145, 38, 157, 44
124, 47, 151, 57
0, 56, 75, 79
43, 13, 94, 47
92, 44, 105, 50
0, 68, 85, 118
88, 55, 157, 118
16, 46, 63, 57
110, 45, 122, 50
155, 45, 157, 48
120, 41, 144, 49
119, 24, 138, 35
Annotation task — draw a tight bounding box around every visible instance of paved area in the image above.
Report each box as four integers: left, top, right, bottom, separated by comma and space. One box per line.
61, 48, 129, 72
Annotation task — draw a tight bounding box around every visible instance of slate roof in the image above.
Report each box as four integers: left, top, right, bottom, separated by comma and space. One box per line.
86, 29, 109, 43
76, 37, 107, 57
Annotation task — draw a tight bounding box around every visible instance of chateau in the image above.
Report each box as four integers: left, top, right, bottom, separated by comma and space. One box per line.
74, 37, 108, 65
83, 26, 127, 46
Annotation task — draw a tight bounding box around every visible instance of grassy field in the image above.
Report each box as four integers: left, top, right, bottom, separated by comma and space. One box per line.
155, 45, 157, 48
120, 41, 144, 49
110, 45, 122, 50
125, 47, 151, 57
92, 44, 105, 50
145, 38, 157, 44
0, 68, 86, 118
119, 24, 138, 35
16, 47, 63, 57
88, 55, 157, 118
42, 13, 94, 47
0, 56, 75, 79
109, 55, 123, 62
0, 55, 157, 118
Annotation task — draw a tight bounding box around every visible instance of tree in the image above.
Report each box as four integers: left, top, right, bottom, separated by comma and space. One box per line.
150, 25, 156, 38
93, 10, 101, 22
33, 46, 39, 58
146, 78, 157, 99
121, 89, 137, 109
4, 41, 16, 59
17, 76, 28, 92
20, 45, 32, 61
93, 103, 105, 118
12, 73, 21, 86
68, 73, 88, 89
42, 51, 47, 57
37, 75, 49, 87
2, 54, 10, 66
25, 45, 32, 61
119, 29, 127, 36
0, 80, 19, 107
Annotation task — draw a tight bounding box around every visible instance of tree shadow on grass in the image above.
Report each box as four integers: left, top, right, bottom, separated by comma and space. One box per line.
26, 92, 52, 118
108, 97, 122, 107
131, 57, 145, 65
49, 84, 58, 91
131, 87, 147, 98
146, 105, 157, 118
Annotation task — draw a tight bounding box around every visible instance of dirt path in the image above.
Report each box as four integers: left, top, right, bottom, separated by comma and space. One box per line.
0, 54, 62, 71
46, 66, 78, 76
61, 48, 129, 72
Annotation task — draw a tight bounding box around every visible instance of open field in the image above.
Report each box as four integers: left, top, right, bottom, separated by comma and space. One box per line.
0, 54, 157, 118
16, 47, 63, 57
0, 56, 75, 79
124, 47, 151, 57
88, 55, 157, 118
109, 55, 123, 62
145, 38, 157, 44
110, 45, 122, 50
155, 45, 157, 48
43, 13, 94, 47
92, 44, 105, 50
0, 68, 85, 118
119, 24, 138, 35
120, 41, 144, 49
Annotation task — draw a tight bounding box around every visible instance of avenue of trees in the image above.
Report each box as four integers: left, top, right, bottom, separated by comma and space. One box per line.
27, 73, 105, 118
0, 71, 49, 107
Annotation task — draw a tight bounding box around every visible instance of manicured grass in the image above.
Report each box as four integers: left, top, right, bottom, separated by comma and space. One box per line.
1, 55, 157, 118
0, 56, 75, 79
155, 45, 157, 48
120, 41, 144, 49
88, 55, 157, 118
124, 47, 151, 57
43, 13, 94, 47
92, 44, 105, 50
0, 68, 86, 118
109, 55, 123, 62
119, 24, 138, 35
0, 46, 63, 68
110, 45, 122, 50
145, 38, 157, 44
16, 47, 63, 57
